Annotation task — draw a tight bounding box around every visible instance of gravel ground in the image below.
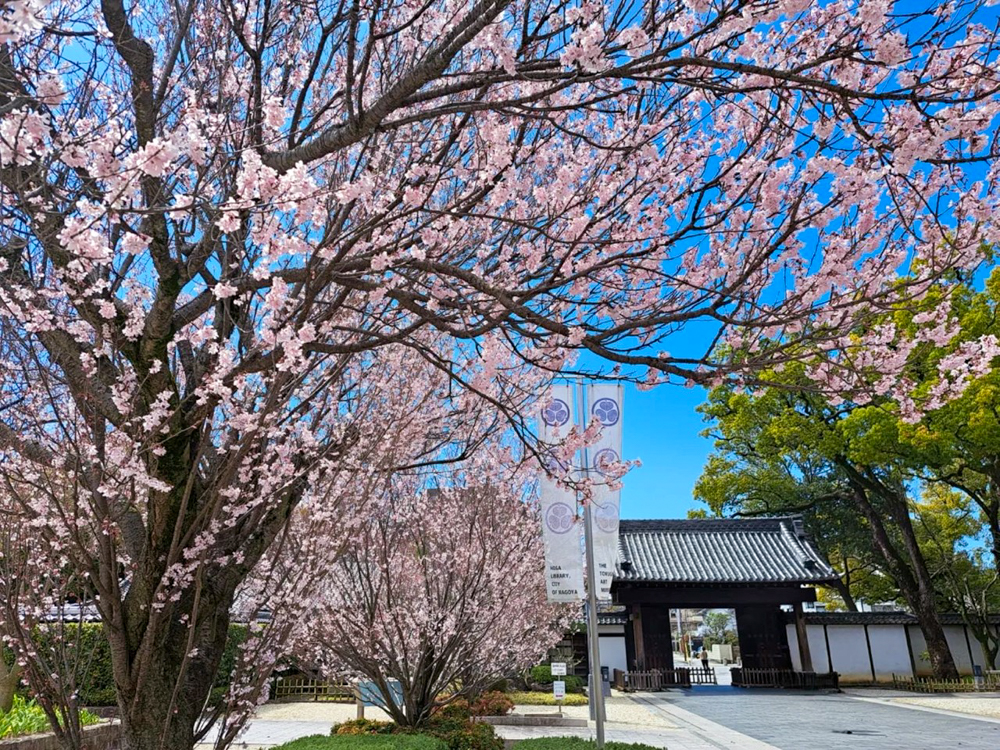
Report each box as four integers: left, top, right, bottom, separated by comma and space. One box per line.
253, 702, 391, 723
512, 692, 674, 728
891, 695, 1000, 719
255, 692, 673, 729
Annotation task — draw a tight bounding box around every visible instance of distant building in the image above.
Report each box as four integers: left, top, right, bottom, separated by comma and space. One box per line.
592, 516, 837, 675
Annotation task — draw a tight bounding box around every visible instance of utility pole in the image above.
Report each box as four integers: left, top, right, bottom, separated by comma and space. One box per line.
577, 381, 606, 748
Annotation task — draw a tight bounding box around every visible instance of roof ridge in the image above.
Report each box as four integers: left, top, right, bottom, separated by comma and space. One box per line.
615, 516, 838, 585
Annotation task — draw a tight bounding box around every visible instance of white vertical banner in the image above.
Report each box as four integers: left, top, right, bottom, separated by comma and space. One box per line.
586, 383, 623, 600
537, 385, 585, 602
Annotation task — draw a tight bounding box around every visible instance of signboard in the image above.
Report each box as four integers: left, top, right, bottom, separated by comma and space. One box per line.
356, 680, 403, 709
537, 385, 585, 602
586, 383, 623, 600
552, 680, 566, 701
550, 662, 567, 676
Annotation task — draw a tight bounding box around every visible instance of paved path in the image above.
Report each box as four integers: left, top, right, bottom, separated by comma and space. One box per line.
641, 689, 1000, 750
202, 689, 1000, 749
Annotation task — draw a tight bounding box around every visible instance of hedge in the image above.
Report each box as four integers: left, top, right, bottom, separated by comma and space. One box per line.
528, 666, 584, 693
14, 622, 249, 706
333, 711, 504, 750
513, 740, 662, 750
507, 691, 587, 707
275, 735, 447, 750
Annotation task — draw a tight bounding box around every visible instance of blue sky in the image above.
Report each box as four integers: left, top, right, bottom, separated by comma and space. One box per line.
619, 381, 712, 519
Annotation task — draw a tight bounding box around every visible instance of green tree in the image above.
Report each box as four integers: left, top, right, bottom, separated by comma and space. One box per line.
914, 486, 1000, 669
696, 369, 960, 678
702, 611, 737, 649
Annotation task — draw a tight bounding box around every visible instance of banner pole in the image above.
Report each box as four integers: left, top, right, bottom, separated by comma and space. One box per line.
578, 381, 606, 748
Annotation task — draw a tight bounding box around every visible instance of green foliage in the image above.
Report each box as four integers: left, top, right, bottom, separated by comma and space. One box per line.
529, 665, 554, 683
0, 695, 100, 739
507, 691, 588, 706
31, 624, 117, 706
512, 739, 661, 750
429, 719, 503, 750
278, 734, 447, 750
467, 692, 513, 716
25, 622, 251, 707
528, 666, 583, 692
332, 713, 504, 750
333, 720, 399, 736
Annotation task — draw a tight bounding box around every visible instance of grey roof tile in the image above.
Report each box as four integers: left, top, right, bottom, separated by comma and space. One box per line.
614, 516, 838, 584
797, 611, 1000, 626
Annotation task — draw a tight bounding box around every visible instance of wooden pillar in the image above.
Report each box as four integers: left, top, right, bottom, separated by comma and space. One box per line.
631, 605, 645, 669
793, 602, 814, 672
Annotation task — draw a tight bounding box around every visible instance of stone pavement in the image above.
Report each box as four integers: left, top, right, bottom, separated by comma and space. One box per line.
200, 694, 774, 750
650, 688, 1000, 750
201, 688, 1000, 749
495, 696, 778, 750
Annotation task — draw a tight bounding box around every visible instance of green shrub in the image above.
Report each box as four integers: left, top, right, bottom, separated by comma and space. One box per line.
512, 739, 661, 750
0, 695, 101, 739
23, 622, 250, 707
277, 735, 446, 750
331, 713, 503, 750
527, 667, 583, 693
507, 691, 587, 706
529, 665, 554, 684
431, 719, 503, 750
333, 719, 399, 736
469, 691, 513, 717
434, 700, 472, 721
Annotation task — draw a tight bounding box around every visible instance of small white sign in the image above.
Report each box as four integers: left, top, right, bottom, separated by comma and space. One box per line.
550, 662, 567, 676
552, 680, 566, 700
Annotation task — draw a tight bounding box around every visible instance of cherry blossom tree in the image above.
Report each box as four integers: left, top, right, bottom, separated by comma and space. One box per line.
292, 470, 571, 728
2, 0, 1000, 748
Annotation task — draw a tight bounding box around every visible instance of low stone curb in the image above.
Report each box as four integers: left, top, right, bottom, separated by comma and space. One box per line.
480, 715, 588, 728
0, 721, 120, 750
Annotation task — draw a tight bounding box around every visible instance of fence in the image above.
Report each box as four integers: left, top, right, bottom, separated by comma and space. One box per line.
731, 668, 839, 690
612, 667, 717, 691
891, 673, 1000, 693
688, 667, 718, 685
272, 675, 356, 702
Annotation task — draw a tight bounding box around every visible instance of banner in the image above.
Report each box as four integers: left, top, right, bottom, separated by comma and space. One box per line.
537, 385, 585, 602
585, 383, 623, 600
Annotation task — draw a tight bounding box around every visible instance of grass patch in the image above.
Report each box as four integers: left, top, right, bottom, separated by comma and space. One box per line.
0, 695, 101, 739
513, 739, 661, 750
508, 691, 588, 706
274, 735, 446, 750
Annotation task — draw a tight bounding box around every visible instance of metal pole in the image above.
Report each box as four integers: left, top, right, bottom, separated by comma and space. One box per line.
584, 500, 607, 747
577, 380, 606, 748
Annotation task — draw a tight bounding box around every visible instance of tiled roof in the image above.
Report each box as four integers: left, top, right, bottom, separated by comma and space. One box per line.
796, 611, 1000, 626
615, 517, 837, 585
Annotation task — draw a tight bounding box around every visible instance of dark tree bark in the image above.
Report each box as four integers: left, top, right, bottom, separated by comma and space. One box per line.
0, 657, 19, 714
838, 463, 959, 679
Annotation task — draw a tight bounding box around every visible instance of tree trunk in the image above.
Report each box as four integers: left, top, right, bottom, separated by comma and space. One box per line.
841, 471, 959, 679
112, 584, 235, 750
881, 489, 961, 680
827, 576, 859, 612
0, 658, 19, 713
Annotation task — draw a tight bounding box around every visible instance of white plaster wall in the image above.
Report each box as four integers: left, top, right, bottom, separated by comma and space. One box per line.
967, 633, 988, 671
599, 636, 628, 674
907, 626, 934, 677
868, 625, 913, 681
944, 626, 975, 675
785, 624, 830, 673
826, 625, 874, 682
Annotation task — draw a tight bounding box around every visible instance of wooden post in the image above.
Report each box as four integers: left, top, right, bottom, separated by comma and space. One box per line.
793, 602, 814, 672
631, 605, 645, 668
